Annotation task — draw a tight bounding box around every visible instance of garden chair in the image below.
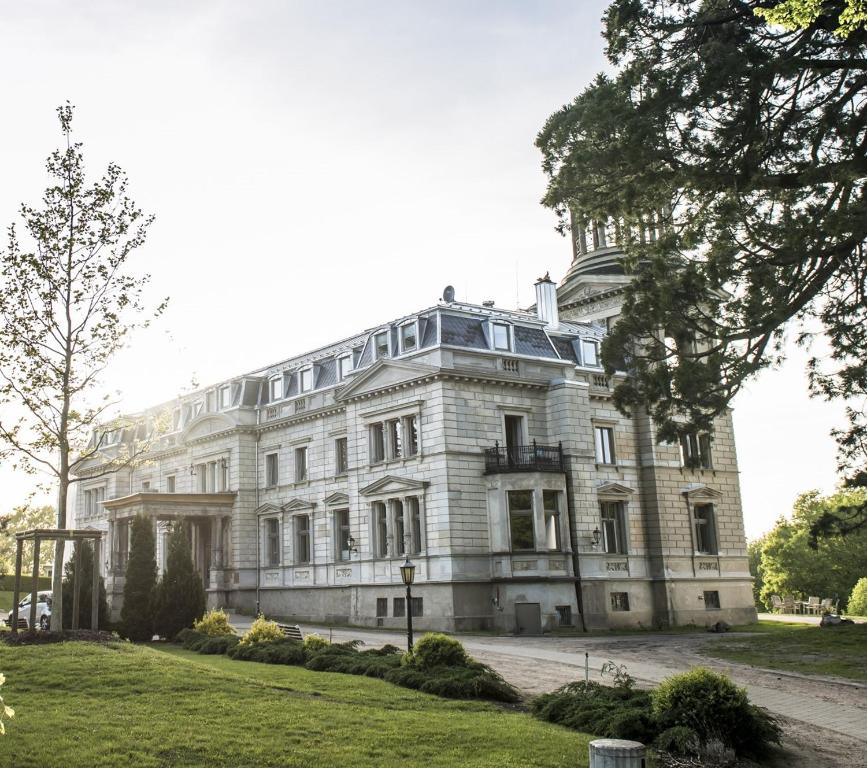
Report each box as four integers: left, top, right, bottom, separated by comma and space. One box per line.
782, 595, 796, 613
819, 598, 835, 614
770, 594, 783, 613
805, 596, 821, 615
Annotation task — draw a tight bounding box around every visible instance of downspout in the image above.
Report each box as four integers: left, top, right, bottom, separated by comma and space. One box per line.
563, 449, 588, 632
255, 411, 261, 616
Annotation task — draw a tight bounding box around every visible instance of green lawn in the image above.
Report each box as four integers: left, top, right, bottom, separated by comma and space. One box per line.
0, 642, 589, 768
702, 621, 867, 682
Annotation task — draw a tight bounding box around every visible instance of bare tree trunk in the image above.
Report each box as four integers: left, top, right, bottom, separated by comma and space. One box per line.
50, 477, 67, 631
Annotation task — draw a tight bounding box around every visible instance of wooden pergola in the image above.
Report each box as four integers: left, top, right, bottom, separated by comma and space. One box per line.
10, 529, 103, 635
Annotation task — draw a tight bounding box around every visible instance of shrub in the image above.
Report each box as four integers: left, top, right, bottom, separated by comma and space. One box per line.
194, 608, 235, 637
239, 615, 284, 646
532, 681, 652, 738
153, 523, 206, 640
120, 514, 157, 641
651, 668, 780, 756
62, 540, 109, 630
228, 638, 304, 665
177, 629, 208, 651
407, 633, 469, 670
302, 634, 330, 654
847, 577, 867, 616
654, 726, 700, 757
383, 666, 428, 690
198, 635, 240, 655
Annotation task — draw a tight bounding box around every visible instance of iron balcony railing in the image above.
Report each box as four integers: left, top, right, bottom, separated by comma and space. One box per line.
483, 441, 564, 474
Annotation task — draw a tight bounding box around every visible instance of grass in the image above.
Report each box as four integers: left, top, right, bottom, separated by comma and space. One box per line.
702, 621, 867, 682
0, 642, 590, 768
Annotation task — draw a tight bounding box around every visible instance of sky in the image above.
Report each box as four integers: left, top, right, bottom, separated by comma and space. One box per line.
0, 0, 848, 539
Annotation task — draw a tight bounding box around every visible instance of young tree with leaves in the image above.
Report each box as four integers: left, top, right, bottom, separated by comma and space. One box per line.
0, 505, 54, 577
61, 539, 109, 629
536, 0, 866, 532
0, 105, 165, 629
153, 523, 206, 640
121, 515, 157, 641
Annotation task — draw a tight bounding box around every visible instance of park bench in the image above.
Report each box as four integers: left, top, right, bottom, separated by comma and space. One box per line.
276, 623, 304, 642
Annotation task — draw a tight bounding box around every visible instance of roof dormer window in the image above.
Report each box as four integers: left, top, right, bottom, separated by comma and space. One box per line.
582, 340, 600, 367
374, 331, 390, 359
338, 355, 352, 380
269, 376, 283, 401
399, 322, 418, 354
299, 367, 313, 392
492, 322, 511, 352
219, 385, 232, 410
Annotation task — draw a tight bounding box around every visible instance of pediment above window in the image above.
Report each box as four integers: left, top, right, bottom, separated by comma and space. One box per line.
595, 481, 635, 499
181, 413, 236, 442
335, 359, 438, 402
359, 474, 429, 497
323, 491, 349, 506
282, 497, 317, 512
681, 483, 723, 500
255, 502, 282, 515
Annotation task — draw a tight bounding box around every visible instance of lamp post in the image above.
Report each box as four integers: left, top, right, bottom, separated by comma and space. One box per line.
400, 557, 416, 653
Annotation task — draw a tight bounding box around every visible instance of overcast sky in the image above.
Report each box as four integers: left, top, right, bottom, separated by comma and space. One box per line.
0, 1, 847, 539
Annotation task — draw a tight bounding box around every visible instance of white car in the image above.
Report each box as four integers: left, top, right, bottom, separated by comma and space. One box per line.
6, 590, 52, 630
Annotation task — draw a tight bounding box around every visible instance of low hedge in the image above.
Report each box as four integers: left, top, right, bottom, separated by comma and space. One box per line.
227, 638, 305, 665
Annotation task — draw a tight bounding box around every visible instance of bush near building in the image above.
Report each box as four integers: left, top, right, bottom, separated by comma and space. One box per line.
193, 608, 234, 637
153, 523, 206, 640
846, 578, 867, 616
120, 515, 157, 641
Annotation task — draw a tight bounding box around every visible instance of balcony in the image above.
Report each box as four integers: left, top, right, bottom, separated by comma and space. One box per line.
483, 441, 564, 474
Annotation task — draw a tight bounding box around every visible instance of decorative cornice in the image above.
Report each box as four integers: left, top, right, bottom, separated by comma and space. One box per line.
103, 491, 237, 510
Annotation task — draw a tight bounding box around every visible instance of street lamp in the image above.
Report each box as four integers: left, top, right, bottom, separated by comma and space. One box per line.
400, 557, 416, 653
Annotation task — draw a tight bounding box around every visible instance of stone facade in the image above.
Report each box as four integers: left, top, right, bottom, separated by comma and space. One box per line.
73, 238, 757, 632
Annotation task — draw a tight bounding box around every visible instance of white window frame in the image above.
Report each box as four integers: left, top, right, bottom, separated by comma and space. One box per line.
398, 321, 418, 354
582, 339, 600, 367
294, 515, 311, 564
265, 452, 279, 487
374, 331, 390, 359
600, 500, 628, 554
165, 475, 176, 494
334, 508, 351, 562
265, 517, 281, 567
294, 446, 308, 483
594, 425, 616, 465
543, 490, 562, 551
681, 432, 713, 469
269, 376, 283, 402
693, 503, 718, 555
491, 322, 512, 352
299, 367, 313, 393
338, 355, 352, 380
372, 501, 389, 558
219, 384, 232, 410
507, 489, 535, 552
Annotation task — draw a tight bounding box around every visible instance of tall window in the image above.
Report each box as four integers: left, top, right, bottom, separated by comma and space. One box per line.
600, 501, 627, 554
269, 376, 282, 401
165, 475, 176, 494
492, 323, 510, 351
693, 504, 718, 554
508, 490, 535, 551
335, 509, 351, 561
219, 385, 232, 409
582, 340, 599, 367
404, 415, 419, 456
408, 496, 422, 554
83, 487, 106, 518
594, 426, 616, 465
374, 331, 389, 359
393, 499, 405, 556
295, 516, 310, 564
266, 518, 280, 566
300, 368, 313, 392
295, 446, 308, 482
335, 437, 348, 475
399, 322, 417, 353
543, 491, 561, 550
265, 452, 279, 487
219, 460, 228, 491
338, 355, 352, 380
388, 419, 402, 458
680, 432, 712, 469
373, 502, 388, 558
370, 423, 386, 463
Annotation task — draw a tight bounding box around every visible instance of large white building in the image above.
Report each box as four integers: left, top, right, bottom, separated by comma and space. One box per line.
74, 228, 757, 632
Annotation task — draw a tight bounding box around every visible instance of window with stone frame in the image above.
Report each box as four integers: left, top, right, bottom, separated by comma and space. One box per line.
543, 490, 562, 550
508, 490, 535, 552
410, 597, 423, 617
369, 422, 386, 463
492, 322, 511, 351
265, 518, 280, 567
408, 496, 422, 554
703, 590, 721, 610
335, 508, 351, 561
269, 376, 282, 401
393, 597, 406, 618
582, 339, 600, 367
610, 592, 630, 611
388, 419, 403, 459
376, 598, 388, 617
165, 475, 176, 494
265, 452, 279, 487
295, 446, 308, 482
83, 486, 106, 518
594, 425, 616, 465
600, 501, 627, 554
693, 503, 718, 554
335, 437, 348, 475
218, 384, 232, 409
399, 322, 417, 353
680, 432, 713, 469
338, 354, 352, 380
393, 499, 406, 556
374, 331, 390, 359
299, 367, 313, 392
372, 501, 388, 558
295, 515, 311, 564
403, 414, 419, 457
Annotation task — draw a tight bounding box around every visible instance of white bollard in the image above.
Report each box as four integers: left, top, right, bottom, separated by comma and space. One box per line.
588, 739, 645, 768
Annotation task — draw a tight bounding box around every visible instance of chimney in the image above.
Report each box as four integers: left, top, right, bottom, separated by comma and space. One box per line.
534, 272, 559, 329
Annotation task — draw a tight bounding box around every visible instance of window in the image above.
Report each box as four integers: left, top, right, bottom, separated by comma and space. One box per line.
269, 376, 282, 401
393, 597, 406, 618
295, 516, 310, 564
694, 504, 718, 554
266, 518, 280, 566
555, 605, 573, 626
543, 491, 562, 550
703, 590, 721, 610
265, 452, 279, 487
206, 390, 216, 412
172, 408, 182, 431
594, 426, 616, 465
370, 423, 386, 463
393, 500, 405, 556
165, 475, 176, 494
335, 509, 351, 561
141, 480, 151, 490
408, 496, 422, 554
508, 490, 535, 551
404, 415, 419, 456
399, 323, 417, 353
219, 460, 228, 491
376, 598, 388, 617
600, 501, 627, 554
388, 419, 402, 459
207, 462, 217, 492
373, 502, 388, 557
680, 432, 712, 469
410, 597, 423, 617
582, 340, 599, 366
610, 592, 630, 611
492, 323, 510, 351
300, 368, 313, 392
374, 331, 389, 359
335, 437, 348, 475
295, 446, 308, 482
83, 487, 106, 518
219, 385, 232, 409
338, 355, 352, 380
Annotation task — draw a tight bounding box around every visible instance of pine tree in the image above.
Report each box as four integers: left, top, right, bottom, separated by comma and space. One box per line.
154, 523, 206, 640
121, 515, 157, 641
61, 540, 109, 630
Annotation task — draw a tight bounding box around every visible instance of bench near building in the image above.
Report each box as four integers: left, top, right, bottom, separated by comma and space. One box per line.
73, 229, 757, 633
